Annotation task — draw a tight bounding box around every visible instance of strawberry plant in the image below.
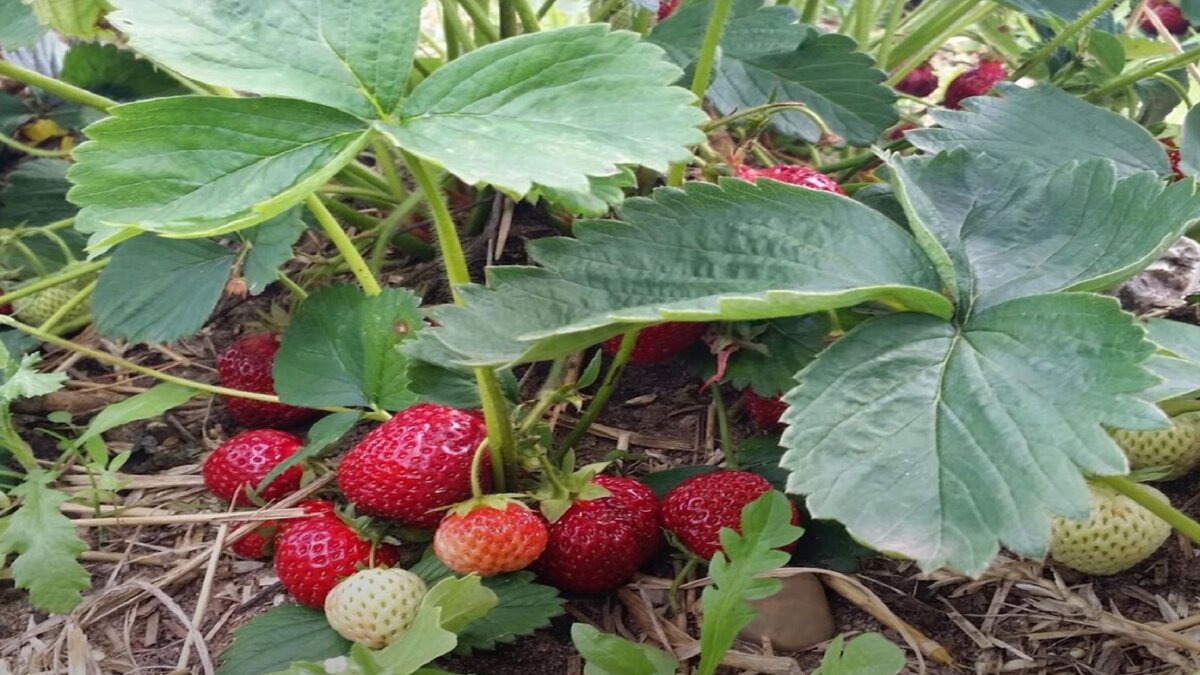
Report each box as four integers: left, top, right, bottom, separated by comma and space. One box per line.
7, 0, 1200, 670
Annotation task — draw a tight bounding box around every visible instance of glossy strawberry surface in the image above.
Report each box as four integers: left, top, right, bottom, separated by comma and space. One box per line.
202, 429, 304, 506
895, 61, 938, 97
434, 504, 549, 576
337, 404, 490, 528
662, 470, 799, 560
943, 59, 1007, 110
601, 322, 707, 364
217, 333, 319, 429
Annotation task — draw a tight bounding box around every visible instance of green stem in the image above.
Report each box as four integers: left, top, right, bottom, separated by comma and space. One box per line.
0, 60, 116, 113
38, 279, 95, 335
1095, 475, 1200, 545
371, 138, 408, 201
1086, 46, 1200, 101
443, 6, 461, 60
10, 241, 47, 277
1011, 0, 1116, 80
800, 0, 821, 23
441, 0, 480, 52
319, 185, 399, 206
0, 259, 109, 307
342, 161, 395, 195
0, 131, 71, 158
874, 0, 906, 66
469, 439, 490, 498
517, 357, 568, 436
559, 330, 639, 458
304, 195, 384, 296
885, 0, 980, 72
370, 191, 434, 274
275, 271, 310, 300
703, 102, 822, 132
403, 150, 516, 491
850, 0, 874, 48
711, 385, 737, 468
666, 0, 735, 186
501, 0, 519, 37
590, 0, 625, 21
457, 0, 501, 43
537, 0, 560, 17
515, 0, 541, 32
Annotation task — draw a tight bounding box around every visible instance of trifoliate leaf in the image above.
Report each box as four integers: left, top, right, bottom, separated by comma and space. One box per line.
0, 470, 90, 614
274, 285, 422, 410
216, 605, 351, 675
649, 0, 898, 145
907, 84, 1170, 178
68, 96, 372, 247
109, 0, 422, 119
0, 0, 47, 49
60, 43, 187, 101
697, 490, 803, 675
415, 179, 950, 368
811, 633, 905, 675
572, 624, 678, 675
91, 236, 236, 343
241, 210, 307, 295
26, 0, 108, 39
255, 412, 360, 495
377, 25, 706, 196
1142, 318, 1200, 402
781, 294, 1166, 576
724, 315, 830, 396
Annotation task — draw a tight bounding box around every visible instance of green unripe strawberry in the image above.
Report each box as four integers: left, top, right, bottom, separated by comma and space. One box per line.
1110, 412, 1200, 480
13, 281, 90, 326
1049, 481, 1171, 576
324, 568, 428, 648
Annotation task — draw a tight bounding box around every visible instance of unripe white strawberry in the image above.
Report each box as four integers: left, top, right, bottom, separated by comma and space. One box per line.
1110, 412, 1200, 480
1049, 481, 1171, 576
323, 568, 428, 648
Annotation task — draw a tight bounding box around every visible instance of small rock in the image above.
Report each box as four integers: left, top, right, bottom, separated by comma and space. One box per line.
738, 572, 835, 651
1115, 236, 1200, 313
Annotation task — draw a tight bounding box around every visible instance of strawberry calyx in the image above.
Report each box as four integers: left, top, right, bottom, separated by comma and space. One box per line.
533, 458, 613, 523
442, 493, 534, 518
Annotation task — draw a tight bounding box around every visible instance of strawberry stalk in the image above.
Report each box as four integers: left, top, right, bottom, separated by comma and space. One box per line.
304, 194, 384, 296
887, 3, 997, 85
1095, 475, 1200, 545
1010, 0, 1117, 81
0, 59, 117, 113
0, 259, 109, 308
559, 329, 640, 458
402, 150, 518, 491
1086, 46, 1200, 101
0, 130, 72, 158
666, 0, 736, 187
710, 385, 738, 469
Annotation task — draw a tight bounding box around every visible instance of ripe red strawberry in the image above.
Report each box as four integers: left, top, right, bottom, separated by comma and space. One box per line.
743, 389, 787, 431
273, 500, 400, 609
533, 475, 662, 595
337, 404, 490, 529
736, 165, 846, 196
895, 61, 938, 98
601, 322, 707, 365
888, 122, 920, 140
1140, 0, 1188, 35
1162, 138, 1184, 179
662, 470, 800, 560
657, 0, 680, 20
433, 501, 549, 576
217, 333, 319, 429
943, 59, 1007, 110
229, 521, 279, 559
202, 429, 304, 506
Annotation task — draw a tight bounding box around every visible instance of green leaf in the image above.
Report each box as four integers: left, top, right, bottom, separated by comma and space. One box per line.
1086, 29, 1125, 76
456, 572, 565, 653
60, 42, 187, 101
697, 491, 803, 675
92, 236, 236, 343
780, 294, 1167, 575
1142, 318, 1200, 402
0, 91, 34, 134
992, 0, 1097, 18
256, 411, 359, 495
724, 315, 829, 397
275, 285, 422, 410
109, 0, 422, 119
378, 25, 706, 196
0, 158, 77, 227
407, 554, 566, 653
422, 575, 499, 634
216, 604, 351, 675
242, 210, 307, 295
811, 633, 905, 675
1180, 103, 1200, 178
536, 168, 638, 218
0, 0, 47, 49
0, 349, 67, 402
73, 382, 195, 448
68, 96, 371, 247
889, 150, 1200, 314
907, 84, 1171, 178
789, 520, 874, 573
649, 0, 897, 146
571, 624, 678, 675
26, 0, 107, 39
0, 470, 90, 614
736, 437, 789, 490
416, 180, 950, 368
363, 603, 457, 675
